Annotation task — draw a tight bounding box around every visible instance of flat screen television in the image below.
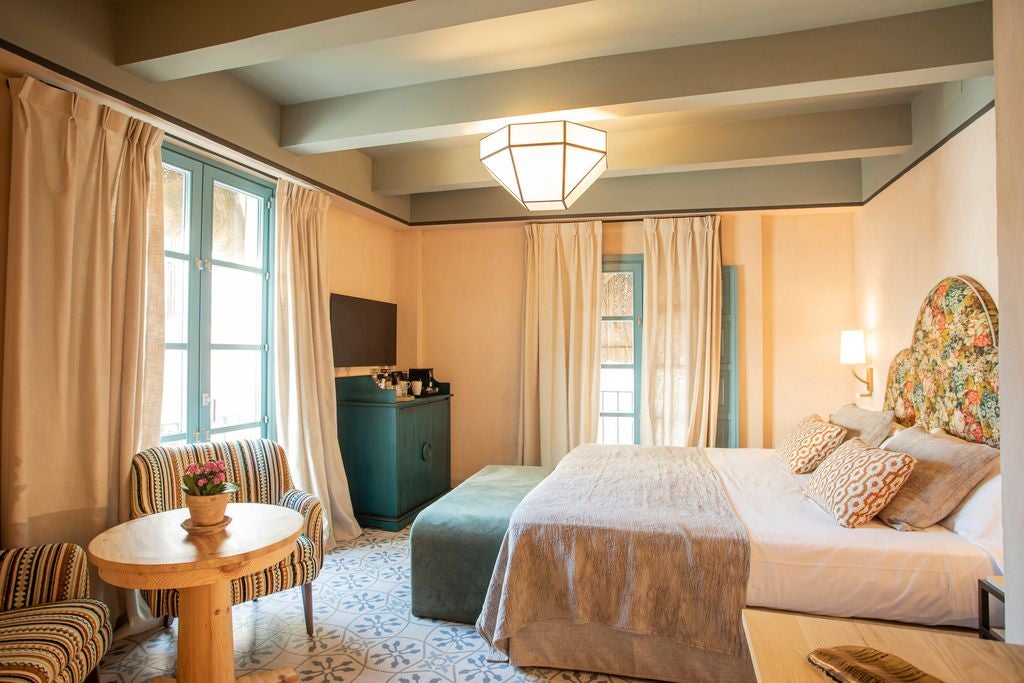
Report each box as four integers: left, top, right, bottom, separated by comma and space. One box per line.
330, 294, 397, 367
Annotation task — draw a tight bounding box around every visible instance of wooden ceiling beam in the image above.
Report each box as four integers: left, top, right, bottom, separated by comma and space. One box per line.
281, 2, 992, 154
115, 0, 586, 82
372, 104, 913, 195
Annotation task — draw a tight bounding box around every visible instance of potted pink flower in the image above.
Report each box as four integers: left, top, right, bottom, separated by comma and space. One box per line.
181, 460, 240, 528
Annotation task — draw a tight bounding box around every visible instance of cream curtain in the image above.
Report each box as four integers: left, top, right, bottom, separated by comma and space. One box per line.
1, 76, 165, 550
641, 216, 722, 447
275, 180, 360, 547
519, 221, 602, 467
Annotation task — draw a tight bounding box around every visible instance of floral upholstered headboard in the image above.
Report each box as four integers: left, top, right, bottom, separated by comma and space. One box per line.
883, 276, 999, 447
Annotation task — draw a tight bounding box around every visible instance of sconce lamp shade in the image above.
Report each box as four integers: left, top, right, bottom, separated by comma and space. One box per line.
480, 121, 608, 211
839, 330, 867, 365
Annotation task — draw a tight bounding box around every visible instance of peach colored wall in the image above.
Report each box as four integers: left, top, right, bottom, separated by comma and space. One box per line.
853, 110, 997, 410
418, 225, 526, 482
325, 204, 420, 373
326, 206, 399, 303
603, 221, 643, 253
765, 214, 857, 442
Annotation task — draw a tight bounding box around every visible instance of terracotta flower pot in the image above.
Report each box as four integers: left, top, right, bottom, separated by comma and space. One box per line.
185, 491, 231, 527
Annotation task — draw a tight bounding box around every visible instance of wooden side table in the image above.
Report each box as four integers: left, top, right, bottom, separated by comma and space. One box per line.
88, 503, 303, 683
742, 608, 1024, 683
979, 576, 1007, 641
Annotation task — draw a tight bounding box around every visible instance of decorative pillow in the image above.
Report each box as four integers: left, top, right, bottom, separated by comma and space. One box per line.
878, 425, 1000, 531
804, 438, 916, 528
879, 423, 906, 449
777, 415, 847, 474
940, 465, 1003, 571
830, 404, 894, 448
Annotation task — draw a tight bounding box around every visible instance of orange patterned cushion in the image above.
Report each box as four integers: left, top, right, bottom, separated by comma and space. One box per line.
778, 415, 847, 474
805, 438, 916, 528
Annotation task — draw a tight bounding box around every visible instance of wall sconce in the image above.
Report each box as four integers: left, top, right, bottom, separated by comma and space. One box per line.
840, 329, 873, 397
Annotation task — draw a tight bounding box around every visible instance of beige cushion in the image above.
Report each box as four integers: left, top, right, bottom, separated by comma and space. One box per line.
805, 438, 916, 528
877, 425, 1000, 531
777, 415, 847, 474
830, 404, 894, 448
879, 423, 906, 449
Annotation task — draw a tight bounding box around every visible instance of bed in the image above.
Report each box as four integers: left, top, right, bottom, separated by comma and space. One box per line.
476, 276, 1003, 682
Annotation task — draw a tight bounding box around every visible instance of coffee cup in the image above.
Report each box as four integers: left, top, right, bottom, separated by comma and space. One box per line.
411, 380, 423, 397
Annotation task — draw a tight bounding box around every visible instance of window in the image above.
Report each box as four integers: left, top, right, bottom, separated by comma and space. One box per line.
599, 255, 643, 444
159, 147, 274, 445
597, 258, 739, 447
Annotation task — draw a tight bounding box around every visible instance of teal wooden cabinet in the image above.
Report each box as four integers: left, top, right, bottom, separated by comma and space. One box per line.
336, 376, 452, 530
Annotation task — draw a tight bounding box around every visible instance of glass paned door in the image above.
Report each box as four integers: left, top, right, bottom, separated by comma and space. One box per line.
202, 169, 272, 442
159, 147, 273, 446
160, 153, 201, 443
599, 256, 643, 445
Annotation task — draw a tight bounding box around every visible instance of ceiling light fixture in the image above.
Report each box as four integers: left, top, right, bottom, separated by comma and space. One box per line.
480, 121, 608, 211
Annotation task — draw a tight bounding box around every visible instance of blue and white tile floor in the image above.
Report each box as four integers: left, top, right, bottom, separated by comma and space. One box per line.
99, 528, 643, 682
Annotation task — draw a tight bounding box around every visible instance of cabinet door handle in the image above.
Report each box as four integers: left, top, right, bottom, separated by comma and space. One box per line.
421, 442, 433, 461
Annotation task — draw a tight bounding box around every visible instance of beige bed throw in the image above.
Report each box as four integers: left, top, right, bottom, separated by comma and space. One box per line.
477, 444, 750, 658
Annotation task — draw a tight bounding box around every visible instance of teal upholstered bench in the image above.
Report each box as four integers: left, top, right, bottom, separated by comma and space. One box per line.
410, 464, 551, 624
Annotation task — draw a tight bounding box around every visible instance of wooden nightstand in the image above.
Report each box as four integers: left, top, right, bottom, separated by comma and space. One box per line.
979, 576, 1007, 641
742, 608, 1024, 682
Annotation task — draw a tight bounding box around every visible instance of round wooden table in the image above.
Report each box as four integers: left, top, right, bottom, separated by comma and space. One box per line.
88, 503, 303, 683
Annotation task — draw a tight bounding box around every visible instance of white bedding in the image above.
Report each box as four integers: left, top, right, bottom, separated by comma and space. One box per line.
707, 448, 1000, 628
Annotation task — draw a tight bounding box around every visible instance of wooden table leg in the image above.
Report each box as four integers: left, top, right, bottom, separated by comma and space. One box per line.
178, 581, 236, 683
149, 581, 298, 683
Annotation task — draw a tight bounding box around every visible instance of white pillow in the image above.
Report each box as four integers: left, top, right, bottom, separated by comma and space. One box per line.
931, 429, 1003, 571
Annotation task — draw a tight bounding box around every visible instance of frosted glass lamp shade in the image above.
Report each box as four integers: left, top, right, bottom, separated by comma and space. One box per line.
480, 121, 607, 211
839, 330, 867, 365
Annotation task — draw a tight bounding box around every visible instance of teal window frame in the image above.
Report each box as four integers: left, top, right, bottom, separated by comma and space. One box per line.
600, 254, 644, 445
160, 145, 275, 445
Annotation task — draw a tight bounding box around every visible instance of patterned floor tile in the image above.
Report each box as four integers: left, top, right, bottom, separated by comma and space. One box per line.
99, 528, 647, 682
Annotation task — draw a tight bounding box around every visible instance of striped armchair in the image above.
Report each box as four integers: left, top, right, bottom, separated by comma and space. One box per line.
0, 544, 111, 683
130, 439, 323, 636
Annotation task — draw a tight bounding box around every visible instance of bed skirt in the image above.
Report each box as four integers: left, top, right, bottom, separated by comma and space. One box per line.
508, 620, 755, 683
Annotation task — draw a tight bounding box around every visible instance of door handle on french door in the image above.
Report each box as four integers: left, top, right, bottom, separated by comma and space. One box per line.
202, 393, 217, 423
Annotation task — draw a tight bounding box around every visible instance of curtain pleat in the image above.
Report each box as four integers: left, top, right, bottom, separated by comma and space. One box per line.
519, 221, 602, 467
0, 76, 164, 565
640, 216, 722, 447
274, 180, 360, 547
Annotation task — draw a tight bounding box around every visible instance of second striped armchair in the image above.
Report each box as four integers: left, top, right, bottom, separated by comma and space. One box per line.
0, 543, 111, 682
129, 439, 324, 635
